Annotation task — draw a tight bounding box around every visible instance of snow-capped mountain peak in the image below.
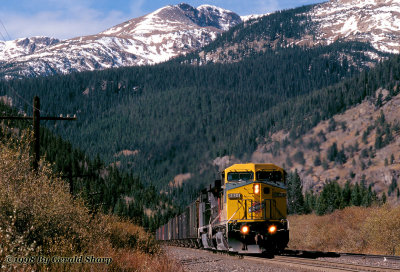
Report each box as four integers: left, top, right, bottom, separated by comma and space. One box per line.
195, 4, 241, 30
100, 4, 240, 37
0, 3, 242, 78
2, 0, 400, 79
311, 0, 400, 53
0, 36, 60, 61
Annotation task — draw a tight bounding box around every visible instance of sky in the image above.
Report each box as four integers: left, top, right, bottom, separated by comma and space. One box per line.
0, 0, 325, 41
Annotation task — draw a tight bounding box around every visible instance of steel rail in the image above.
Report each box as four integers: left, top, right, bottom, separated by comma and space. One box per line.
245, 255, 400, 272
167, 246, 400, 272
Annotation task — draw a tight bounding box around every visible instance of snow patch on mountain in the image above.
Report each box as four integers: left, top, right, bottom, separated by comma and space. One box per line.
0, 3, 242, 78
2, 0, 400, 78
240, 14, 267, 22
311, 0, 400, 53
0, 36, 60, 61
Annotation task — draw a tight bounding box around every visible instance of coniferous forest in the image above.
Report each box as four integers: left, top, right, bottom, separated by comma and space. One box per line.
1, 39, 400, 228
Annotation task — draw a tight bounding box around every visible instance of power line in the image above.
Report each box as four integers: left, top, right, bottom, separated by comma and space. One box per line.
5, 82, 45, 114
0, 30, 6, 42
0, 20, 34, 114
0, 96, 77, 172
0, 18, 12, 40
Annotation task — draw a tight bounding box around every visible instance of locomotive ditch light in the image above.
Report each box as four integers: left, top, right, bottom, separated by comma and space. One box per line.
253, 183, 260, 195
268, 225, 277, 234
240, 225, 250, 235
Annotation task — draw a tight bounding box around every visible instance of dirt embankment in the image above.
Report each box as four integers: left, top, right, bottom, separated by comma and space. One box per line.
288, 205, 400, 255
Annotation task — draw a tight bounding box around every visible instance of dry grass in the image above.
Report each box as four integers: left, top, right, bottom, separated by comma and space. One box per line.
288, 205, 400, 255
0, 132, 182, 271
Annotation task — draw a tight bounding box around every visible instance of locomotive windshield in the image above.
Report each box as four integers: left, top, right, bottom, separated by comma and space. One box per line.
256, 171, 282, 182
227, 172, 253, 182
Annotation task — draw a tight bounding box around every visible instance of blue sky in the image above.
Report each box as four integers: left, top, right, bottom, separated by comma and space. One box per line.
0, 0, 325, 40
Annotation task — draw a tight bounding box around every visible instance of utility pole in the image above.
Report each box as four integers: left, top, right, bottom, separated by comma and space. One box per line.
0, 96, 76, 172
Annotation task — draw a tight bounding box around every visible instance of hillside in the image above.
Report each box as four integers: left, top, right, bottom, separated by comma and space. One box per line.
0, 132, 181, 271
252, 88, 400, 202
178, 0, 400, 64
0, 101, 175, 230
0, 41, 381, 203
1, 1, 400, 212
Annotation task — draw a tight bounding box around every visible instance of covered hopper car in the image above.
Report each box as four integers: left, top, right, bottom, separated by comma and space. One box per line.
156, 163, 289, 254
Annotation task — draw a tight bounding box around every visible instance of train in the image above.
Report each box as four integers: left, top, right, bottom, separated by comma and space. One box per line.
156, 163, 289, 254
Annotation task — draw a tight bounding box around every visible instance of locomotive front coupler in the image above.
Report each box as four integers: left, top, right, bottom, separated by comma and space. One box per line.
254, 233, 264, 245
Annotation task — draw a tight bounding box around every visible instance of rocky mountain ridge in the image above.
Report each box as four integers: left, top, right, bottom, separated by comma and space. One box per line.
0, 3, 241, 78
190, 0, 400, 64
3, 0, 399, 78
311, 0, 400, 53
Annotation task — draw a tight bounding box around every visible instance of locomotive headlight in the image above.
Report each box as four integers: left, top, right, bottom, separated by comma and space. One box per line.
268, 225, 277, 234
240, 225, 250, 235
253, 183, 260, 195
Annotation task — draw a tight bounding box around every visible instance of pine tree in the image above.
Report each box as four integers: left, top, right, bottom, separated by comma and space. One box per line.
335, 148, 347, 165
316, 180, 342, 215
314, 155, 321, 166
327, 142, 338, 162
293, 151, 306, 165
341, 181, 352, 207
287, 170, 305, 214
375, 92, 383, 107
327, 118, 337, 132
360, 182, 371, 207
303, 191, 316, 214
388, 177, 398, 196
350, 182, 362, 206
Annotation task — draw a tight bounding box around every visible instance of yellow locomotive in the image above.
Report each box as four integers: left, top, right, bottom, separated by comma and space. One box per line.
156, 163, 289, 254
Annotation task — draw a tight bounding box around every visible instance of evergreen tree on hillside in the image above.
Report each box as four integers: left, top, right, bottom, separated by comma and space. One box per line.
287, 170, 305, 214
315, 180, 342, 215
313, 155, 321, 166
350, 182, 362, 206
341, 181, 352, 207
303, 191, 317, 214
327, 142, 338, 162
388, 177, 398, 196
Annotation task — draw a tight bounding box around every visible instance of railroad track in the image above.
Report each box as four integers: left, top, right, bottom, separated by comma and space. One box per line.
167, 245, 400, 271
283, 249, 400, 261
245, 254, 400, 272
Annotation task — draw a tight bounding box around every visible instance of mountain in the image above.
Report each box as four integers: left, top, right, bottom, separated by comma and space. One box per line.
0, 36, 60, 62
0, 3, 241, 79
3, 0, 399, 79
2, 0, 400, 208
2, 42, 398, 204
181, 0, 400, 64
251, 88, 400, 203
311, 0, 400, 53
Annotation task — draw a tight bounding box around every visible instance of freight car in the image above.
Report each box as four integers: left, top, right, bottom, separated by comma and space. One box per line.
156, 163, 289, 254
